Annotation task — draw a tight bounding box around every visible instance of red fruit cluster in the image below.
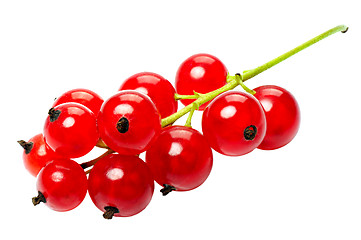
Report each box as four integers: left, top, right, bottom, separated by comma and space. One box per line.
19, 53, 300, 219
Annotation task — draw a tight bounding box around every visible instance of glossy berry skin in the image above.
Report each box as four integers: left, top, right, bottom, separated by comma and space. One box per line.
175, 53, 228, 110
253, 85, 300, 150
35, 159, 87, 212
19, 133, 62, 177
145, 126, 213, 192
202, 91, 267, 156
88, 154, 154, 217
44, 102, 99, 158
97, 90, 161, 155
119, 72, 178, 118
52, 88, 104, 115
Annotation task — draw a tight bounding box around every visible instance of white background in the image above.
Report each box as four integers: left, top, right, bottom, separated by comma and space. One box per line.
1, 1, 360, 239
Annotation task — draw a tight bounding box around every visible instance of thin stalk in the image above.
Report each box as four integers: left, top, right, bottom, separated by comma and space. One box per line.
161, 25, 348, 127
162, 78, 239, 127
80, 149, 115, 169
242, 25, 348, 82
185, 106, 196, 127
235, 73, 256, 95
174, 93, 199, 100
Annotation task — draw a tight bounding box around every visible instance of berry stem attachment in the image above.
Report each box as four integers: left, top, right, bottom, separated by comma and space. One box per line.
185, 105, 196, 128
234, 73, 256, 95
174, 91, 204, 101
161, 25, 348, 127
96, 138, 109, 149
163, 79, 239, 127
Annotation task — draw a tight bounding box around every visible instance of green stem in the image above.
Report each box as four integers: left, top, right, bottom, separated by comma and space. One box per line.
242, 25, 348, 82
235, 73, 256, 95
185, 106, 196, 127
162, 78, 239, 127
161, 25, 348, 127
174, 93, 199, 100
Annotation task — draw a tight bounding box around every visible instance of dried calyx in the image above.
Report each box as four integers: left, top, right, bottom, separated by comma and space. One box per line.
160, 184, 177, 196
103, 206, 119, 219
18, 140, 34, 154
116, 117, 129, 133
48, 108, 61, 122
244, 125, 257, 141
32, 191, 46, 206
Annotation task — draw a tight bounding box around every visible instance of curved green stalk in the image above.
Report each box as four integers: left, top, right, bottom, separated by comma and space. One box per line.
242, 25, 348, 82
161, 25, 348, 127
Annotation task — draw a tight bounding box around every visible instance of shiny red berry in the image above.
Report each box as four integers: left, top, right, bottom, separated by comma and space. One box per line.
253, 85, 300, 150
18, 133, 62, 177
52, 88, 103, 115
202, 91, 267, 156
43, 102, 99, 158
119, 72, 178, 118
145, 126, 213, 195
32, 159, 87, 212
175, 53, 228, 110
88, 154, 154, 219
97, 90, 161, 155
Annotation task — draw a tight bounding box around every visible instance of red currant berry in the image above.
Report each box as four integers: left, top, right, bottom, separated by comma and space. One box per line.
88, 154, 154, 219
18, 133, 62, 177
202, 91, 267, 156
52, 88, 104, 115
253, 85, 300, 150
97, 90, 161, 155
145, 126, 213, 195
175, 53, 228, 110
119, 72, 178, 118
43, 102, 99, 158
32, 159, 87, 212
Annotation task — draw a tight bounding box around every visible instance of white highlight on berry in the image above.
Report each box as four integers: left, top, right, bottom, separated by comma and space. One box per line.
63, 117, 75, 128
168, 142, 183, 156
51, 171, 64, 182
190, 66, 205, 79
38, 144, 47, 156
114, 104, 134, 115
106, 168, 124, 181
220, 105, 237, 119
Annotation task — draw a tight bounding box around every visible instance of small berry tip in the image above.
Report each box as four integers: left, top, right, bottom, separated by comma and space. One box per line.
160, 184, 176, 196
103, 206, 119, 220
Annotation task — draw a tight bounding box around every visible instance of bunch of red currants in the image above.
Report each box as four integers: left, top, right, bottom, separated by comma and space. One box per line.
19, 53, 300, 219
